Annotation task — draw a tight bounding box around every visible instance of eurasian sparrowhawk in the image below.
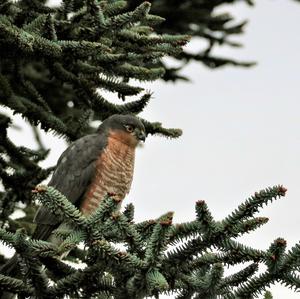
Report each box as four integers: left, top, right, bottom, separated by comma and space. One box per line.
33, 114, 146, 241
0, 114, 146, 297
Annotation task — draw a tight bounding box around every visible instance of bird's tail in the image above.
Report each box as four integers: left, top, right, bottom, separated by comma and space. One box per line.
0, 253, 19, 299
0, 253, 19, 276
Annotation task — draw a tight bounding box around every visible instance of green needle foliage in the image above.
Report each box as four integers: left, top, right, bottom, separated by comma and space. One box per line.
1, 185, 299, 298
0, 0, 299, 298
127, 0, 257, 81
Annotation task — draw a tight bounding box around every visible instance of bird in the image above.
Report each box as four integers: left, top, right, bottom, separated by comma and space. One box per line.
0, 114, 146, 298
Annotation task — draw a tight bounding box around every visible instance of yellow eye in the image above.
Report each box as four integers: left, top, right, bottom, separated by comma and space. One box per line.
125, 125, 134, 133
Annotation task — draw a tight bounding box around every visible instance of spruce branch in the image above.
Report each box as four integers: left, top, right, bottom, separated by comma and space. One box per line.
264, 290, 273, 299
146, 269, 169, 293
0, 0, 189, 141
0, 274, 33, 296
223, 185, 287, 226
281, 273, 300, 292
1, 185, 300, 297
281, 242, 300, 272
144, 212, 173, 268
266, 238, 287, 273
32, 185, 86, 227
41, 256, 77, 280
220, 263, 259, 289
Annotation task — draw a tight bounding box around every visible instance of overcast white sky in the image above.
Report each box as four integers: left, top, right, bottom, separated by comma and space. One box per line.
1, 0, 300, 298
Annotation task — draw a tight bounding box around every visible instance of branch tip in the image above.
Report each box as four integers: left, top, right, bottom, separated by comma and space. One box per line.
160, 220, 172, 226
275, 238, 287, 246
107, 192, 122, 202
32, 185, 47, 193
257, 217, 269, 222
279, 186, 287, 196
111, 212, 121, 220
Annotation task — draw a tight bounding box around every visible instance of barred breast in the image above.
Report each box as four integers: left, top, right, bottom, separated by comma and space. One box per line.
80, 135, 135, 215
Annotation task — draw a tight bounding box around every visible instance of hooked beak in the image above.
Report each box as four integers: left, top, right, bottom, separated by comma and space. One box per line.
137, 130, 146, 142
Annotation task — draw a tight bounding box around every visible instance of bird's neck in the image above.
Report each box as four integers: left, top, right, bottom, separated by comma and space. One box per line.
108, 130, 138, 148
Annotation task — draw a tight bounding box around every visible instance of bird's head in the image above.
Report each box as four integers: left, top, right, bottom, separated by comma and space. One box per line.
100, 114, 146, 147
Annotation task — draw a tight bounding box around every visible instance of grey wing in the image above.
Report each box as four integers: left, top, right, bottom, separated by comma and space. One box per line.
33, 133, 107, 235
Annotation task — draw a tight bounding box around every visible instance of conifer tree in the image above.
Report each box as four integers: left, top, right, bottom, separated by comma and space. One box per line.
126, 0, 256, 81
0, 0, 299, 298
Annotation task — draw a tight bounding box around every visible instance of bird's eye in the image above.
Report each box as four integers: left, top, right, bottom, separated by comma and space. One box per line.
125, 125, 134, 133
